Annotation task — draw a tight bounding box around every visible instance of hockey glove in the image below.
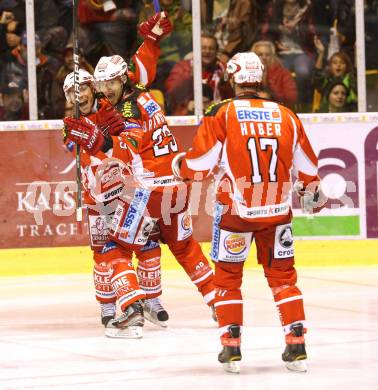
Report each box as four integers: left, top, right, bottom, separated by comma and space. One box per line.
138, 11, 173, 43
63, 117, 112, 155
294, 180, 328, 214
97, 104, 126, 136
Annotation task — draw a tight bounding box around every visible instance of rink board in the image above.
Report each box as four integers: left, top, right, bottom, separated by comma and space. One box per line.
0, 113, 378, 251
0, 240, 378, 277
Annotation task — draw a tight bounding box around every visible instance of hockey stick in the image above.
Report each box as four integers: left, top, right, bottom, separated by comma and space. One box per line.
153, 0, 160, 12
72, 0, 83, 224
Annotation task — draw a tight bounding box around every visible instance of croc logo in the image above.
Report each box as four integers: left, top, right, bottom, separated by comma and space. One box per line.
279, 226, 293, 248
224, 234, 246, 255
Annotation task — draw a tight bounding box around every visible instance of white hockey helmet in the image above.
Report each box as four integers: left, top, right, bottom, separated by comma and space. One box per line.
63, 69, 94, 101
226, 52, 265, 85
93, 55, 128, 83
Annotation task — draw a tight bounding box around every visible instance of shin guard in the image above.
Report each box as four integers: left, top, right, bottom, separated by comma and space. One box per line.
110, 260, 146, 312
135, 241, 162, 299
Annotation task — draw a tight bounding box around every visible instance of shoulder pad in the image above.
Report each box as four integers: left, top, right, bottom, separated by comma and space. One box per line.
117, 99, 142, 119
204, 98, 233, 116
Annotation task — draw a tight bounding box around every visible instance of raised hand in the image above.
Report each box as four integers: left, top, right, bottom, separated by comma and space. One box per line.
138, 11, 173, 43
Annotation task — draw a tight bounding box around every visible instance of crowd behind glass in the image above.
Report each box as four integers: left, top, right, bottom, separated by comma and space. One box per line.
0, 0, 377, 121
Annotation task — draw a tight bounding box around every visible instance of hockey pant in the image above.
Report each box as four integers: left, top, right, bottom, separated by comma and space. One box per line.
211, 203, 306, 337
109, 185, 215, 306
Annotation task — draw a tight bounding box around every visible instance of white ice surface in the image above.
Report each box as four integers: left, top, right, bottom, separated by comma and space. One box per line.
1, 268, 377, 390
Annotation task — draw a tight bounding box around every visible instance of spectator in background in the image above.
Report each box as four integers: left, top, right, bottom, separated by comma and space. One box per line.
51, 42, 94, 118
0, 80, 28, 121
157, 0, 192, 63
64, 99, 74, 118
165, 34, 233, 114
78, 0, 142, 65
257, 87, 274, 100
145, 0, 193, 94
0, 32, 58, 119
214, 0, 257, 62
261, 0, 317, 111
0, 9, 20, 51
316, 80, 352, 113
364, 0, 378, 70
313, 45, 357, 112
55, 0, 73, 39
168, 79, 213, 116
0, 0, 68, 57
335, 0, 356, 62
251, 40, 297, 107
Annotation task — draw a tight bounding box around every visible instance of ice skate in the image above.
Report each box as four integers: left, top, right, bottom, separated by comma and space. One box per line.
282, 323, 307, 372
105, 300, 144, 338
100, 302, 116, 327
143, 297, 169, 327
218, 324, 242, 374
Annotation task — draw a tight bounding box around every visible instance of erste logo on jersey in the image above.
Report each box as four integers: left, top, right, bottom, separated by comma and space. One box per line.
224, 233, 247, 255
236, 107, 282, 123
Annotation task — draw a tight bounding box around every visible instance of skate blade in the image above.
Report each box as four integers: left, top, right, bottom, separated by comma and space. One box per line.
222, 361, 240, 374
144, 312, 168, 328
105, 326, 143, 339
285, 359, 307, 372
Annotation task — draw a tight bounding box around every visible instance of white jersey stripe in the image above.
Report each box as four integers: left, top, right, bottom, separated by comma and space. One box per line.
275, 295, 303, 306
186, 140, 222, 172
214, 299, 243, 308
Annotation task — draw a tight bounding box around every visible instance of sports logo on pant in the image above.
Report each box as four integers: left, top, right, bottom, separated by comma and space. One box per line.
274, 223, 294, 259
215, 230, 252, 262
134, 217, 157, 246
177, 210, 193, 241
89, 215, 109, 247
224, 233, 247, 256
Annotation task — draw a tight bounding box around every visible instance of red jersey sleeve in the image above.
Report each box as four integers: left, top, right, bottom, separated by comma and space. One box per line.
130, 39, 160, 87
292, 114, 320, 186
180, 102, 228, 179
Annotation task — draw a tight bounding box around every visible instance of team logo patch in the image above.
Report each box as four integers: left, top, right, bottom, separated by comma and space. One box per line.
181, 213, 192, 231
274, 223, 294, 259
279, 226, 293, 248
143, 99, 160, 117
134, 217, 156, 246
89, 215, 109, 247
177, 210, 192, 241
215, 230, 252, 263
224, 233, 247, 255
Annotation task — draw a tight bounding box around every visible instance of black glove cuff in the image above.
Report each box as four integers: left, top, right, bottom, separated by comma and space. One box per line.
102, 136, 113, 153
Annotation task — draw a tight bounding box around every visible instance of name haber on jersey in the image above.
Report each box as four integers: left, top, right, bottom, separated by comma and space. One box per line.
235, 102, 283, 137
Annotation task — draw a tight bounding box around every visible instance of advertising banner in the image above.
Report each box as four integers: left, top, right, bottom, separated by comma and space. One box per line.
0, 113, 377, 249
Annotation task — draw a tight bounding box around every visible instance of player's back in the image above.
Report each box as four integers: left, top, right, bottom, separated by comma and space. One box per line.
213, 97, 301, 220
116, 86, 181, 190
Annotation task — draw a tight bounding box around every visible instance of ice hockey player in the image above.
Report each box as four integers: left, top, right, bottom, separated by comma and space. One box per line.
63, 56, 217, 321
62, 12, 173, 336
171, 52, 327, 373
